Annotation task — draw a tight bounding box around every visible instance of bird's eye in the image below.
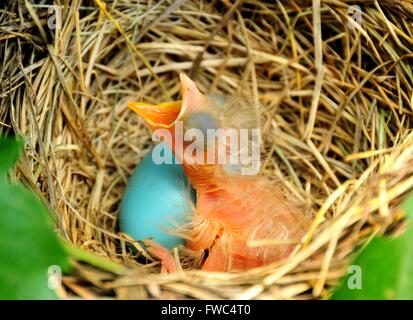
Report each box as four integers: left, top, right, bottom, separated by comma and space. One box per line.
184, 112, 218, 137
183, 112, 219, 152
207, 93, 227, 107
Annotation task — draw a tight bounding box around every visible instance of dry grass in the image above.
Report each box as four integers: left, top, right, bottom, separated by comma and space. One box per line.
1, 0, 413, 299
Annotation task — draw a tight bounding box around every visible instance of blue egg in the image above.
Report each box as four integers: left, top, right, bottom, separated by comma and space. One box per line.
119, 142, 195, 249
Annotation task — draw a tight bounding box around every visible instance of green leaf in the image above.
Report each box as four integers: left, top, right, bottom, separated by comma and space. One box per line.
61, 240, 126, 275
0, 138, 70, 300
331, 192, 413, 300
0, 136, 23, 175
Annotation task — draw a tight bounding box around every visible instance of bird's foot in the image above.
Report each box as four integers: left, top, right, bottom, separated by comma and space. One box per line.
144, 240, 178, 273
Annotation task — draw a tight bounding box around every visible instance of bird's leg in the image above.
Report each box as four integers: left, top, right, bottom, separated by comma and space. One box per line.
143, 240, 178, 273
201, 238, 227, 272
186, 196, 222, 252
186, 217, 221, 251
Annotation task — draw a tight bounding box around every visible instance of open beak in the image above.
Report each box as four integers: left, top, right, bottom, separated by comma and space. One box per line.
128, 100, 182, 129
128, 74, 207, 129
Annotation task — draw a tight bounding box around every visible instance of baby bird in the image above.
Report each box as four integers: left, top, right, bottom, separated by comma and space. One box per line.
128, 74, 309, 272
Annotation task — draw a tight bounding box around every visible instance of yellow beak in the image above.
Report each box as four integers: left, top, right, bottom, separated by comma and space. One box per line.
128, 100, 183, 129
128, 73, 206, 129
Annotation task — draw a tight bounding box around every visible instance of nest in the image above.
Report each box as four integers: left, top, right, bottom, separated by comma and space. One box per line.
1, 0, 413, 299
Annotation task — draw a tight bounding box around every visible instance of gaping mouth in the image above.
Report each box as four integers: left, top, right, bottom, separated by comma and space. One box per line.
128, 74, 196, 129
128, 100, 184, 128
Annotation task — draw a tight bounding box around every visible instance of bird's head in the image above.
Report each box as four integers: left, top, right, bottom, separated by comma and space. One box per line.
128, 74, 261, 182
